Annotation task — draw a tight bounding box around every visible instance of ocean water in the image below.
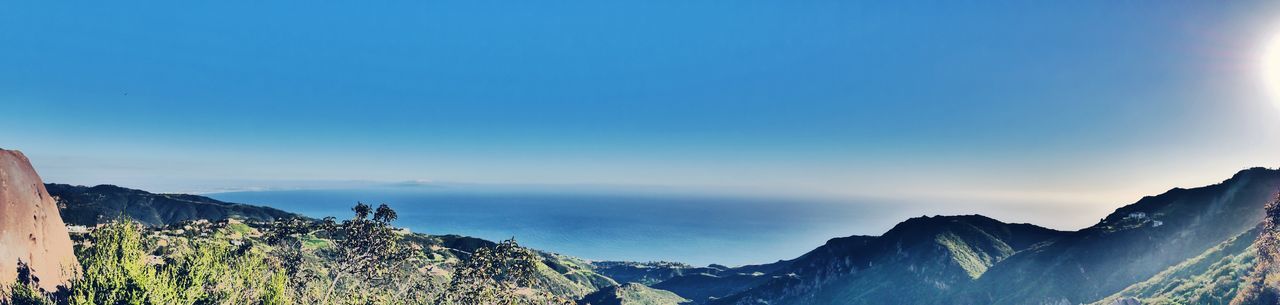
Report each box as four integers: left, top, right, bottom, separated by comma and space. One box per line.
209, 188, 900, 266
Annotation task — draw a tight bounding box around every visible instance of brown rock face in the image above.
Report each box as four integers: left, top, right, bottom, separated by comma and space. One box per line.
0, 149, 80, 291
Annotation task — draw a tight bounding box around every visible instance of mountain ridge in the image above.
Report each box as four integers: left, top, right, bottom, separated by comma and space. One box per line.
701, 213, 1065, 305
46, 183, 299, 226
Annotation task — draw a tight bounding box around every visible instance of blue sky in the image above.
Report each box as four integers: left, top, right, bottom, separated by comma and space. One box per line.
4, 1, 1280, 229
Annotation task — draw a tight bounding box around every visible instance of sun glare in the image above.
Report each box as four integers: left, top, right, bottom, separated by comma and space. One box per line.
1262, 29, 1280, 110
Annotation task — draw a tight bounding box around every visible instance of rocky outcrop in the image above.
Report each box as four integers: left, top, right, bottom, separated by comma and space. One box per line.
0, 149, 80, 291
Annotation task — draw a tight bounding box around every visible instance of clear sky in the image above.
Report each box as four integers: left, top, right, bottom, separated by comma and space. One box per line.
4, 1, 1280, 230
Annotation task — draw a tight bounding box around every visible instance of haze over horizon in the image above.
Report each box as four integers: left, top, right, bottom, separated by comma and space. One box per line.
5, 1, 1280, 231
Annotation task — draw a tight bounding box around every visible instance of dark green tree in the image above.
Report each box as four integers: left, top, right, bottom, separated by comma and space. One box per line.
318, 203, 412, 305
263, 216, 326, 301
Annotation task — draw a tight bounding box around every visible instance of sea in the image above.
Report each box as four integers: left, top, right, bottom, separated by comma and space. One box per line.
209, 187, 906, 266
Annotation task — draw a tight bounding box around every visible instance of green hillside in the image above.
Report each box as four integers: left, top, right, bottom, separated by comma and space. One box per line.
577, 283, 690, 305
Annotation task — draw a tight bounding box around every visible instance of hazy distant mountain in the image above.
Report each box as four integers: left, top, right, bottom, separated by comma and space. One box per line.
585, 260, 793, 304
645, 260, 794, 304
591, 261, 733, 286
46, 183, 298, 226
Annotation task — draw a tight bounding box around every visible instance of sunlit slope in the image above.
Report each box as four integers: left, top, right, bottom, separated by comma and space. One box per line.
1091, 227, 1259, 305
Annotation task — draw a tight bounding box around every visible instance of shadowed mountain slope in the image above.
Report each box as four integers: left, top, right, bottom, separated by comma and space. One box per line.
710, 215, 1065, 305
698, 167, 1280, 305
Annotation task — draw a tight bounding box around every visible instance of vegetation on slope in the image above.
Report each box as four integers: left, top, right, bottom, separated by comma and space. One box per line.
970, 168, 1280, 305
1232, 193, 1280, 305
577, 283, 690, 305
4, 203, 587, 305
1093, 228, 1259, 305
